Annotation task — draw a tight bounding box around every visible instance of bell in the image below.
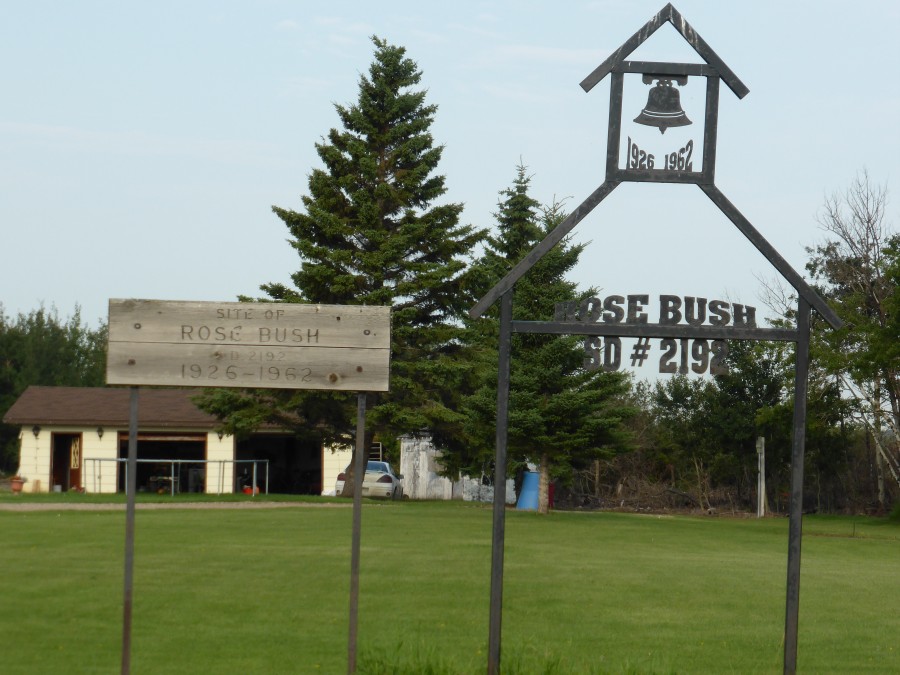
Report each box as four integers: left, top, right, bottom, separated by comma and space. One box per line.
633, 77, 691, 134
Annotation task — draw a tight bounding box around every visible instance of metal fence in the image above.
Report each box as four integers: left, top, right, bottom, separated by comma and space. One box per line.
84, 458, 270, 496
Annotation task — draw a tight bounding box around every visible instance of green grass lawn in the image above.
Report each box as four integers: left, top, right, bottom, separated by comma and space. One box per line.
0, 499, 897, 674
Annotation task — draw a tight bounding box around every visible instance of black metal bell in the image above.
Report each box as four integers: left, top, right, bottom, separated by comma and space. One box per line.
634, 78, 691, 134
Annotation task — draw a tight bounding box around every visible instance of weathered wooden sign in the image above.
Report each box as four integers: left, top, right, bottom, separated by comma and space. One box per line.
107, 299, 390, 391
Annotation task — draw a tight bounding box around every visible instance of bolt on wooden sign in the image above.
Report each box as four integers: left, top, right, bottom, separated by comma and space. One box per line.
107, 299, 390, 391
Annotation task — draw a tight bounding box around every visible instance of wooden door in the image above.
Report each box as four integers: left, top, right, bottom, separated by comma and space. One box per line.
69, 436, 82, 490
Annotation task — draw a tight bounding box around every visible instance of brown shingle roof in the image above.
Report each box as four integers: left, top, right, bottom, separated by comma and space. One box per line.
2, 386, 218, 428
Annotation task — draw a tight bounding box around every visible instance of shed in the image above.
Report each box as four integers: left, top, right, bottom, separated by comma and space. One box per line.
3, 386, 349, 495
399, 435, 516, 503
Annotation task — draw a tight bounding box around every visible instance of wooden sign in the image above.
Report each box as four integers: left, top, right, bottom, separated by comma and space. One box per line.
107, 299, 390, 391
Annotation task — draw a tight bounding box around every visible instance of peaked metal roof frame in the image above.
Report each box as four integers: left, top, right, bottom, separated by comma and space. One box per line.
469, 2, 842, 331
580, 2, 749, 97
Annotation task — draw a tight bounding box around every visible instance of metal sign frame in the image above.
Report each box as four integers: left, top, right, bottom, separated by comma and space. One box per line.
468, 5, 842, 675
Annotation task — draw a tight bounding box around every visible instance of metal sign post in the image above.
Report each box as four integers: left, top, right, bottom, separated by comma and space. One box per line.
469, 6, 842, 674
757, 436, 766, 518
487, 291, 512, 675
120, 386, 138, 675
784, 298, 811, 674
347, 393, 367, 674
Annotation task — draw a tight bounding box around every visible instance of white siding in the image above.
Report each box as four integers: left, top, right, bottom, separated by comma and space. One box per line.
15, 429, 47, 492
400, 436, 455, 500
83, 431, 119, 493
14, 427, 119, 493
321, 445, 352, 495
206, 433, 235, 494
399, 436, 516, 503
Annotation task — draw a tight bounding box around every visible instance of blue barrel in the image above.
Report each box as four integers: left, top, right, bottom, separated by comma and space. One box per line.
516, 471, 540, 510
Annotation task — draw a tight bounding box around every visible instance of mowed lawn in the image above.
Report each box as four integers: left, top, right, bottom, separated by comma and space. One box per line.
0, 500, 897, 674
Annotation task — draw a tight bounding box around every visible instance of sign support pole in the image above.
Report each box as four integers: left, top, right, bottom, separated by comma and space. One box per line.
756, 437, 765, 518
121, 386, 139, 675
488, 291, 513, 675
347, 393, 367, 674
784, 297, 810, 675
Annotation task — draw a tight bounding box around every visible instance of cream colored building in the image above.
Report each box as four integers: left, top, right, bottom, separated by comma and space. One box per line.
4, 386, 350, 495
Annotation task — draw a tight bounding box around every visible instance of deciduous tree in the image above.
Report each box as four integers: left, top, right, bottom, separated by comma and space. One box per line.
806, 172, 900, 506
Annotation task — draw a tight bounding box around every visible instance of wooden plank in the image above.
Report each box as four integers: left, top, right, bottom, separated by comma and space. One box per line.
107, 299, 390, 390
107, 341, 389, 391
108, 299, 390, 349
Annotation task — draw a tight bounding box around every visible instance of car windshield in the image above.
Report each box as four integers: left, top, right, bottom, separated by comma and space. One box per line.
366, 461, 390, 473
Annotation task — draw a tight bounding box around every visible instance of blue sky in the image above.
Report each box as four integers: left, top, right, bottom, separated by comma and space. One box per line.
2, 0, 898, 330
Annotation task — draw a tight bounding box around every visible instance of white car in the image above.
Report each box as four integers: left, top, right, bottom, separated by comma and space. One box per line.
335, 460, 403, 499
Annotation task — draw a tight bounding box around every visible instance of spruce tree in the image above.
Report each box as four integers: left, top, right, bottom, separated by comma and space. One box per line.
452, 165, 634, 512
199, 37, 484, 494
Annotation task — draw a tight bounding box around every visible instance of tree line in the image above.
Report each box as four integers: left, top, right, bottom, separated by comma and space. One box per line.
0, 306, 107, 470
2, 38, 897, 514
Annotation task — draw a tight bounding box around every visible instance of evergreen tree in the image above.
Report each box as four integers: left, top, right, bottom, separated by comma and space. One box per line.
198, 37, 484, 494
451, 165, 634, 512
